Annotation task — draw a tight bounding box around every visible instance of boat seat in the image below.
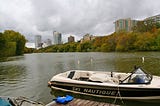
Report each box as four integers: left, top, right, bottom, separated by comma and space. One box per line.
89, 73, 119, 84
114, 73, 129, 81
72, 71, 91, 80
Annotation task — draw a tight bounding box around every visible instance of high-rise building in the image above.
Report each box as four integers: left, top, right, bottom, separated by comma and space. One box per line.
35, 35, 42, 49
68, 35, 75, 43
53, 31, 62, 45
145, 14, 160, 23
114, 18, 137, 32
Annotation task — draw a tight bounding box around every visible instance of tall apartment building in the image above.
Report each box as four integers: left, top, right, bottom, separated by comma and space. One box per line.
114, 18, 137, 32
35, 35, 42, 49
68, 35, 75, 43
144, 14, 160, 23
53, 31, 62, 45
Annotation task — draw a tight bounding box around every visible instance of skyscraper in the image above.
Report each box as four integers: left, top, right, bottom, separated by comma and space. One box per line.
53, 31, 62, 45
35, 35, 42, 49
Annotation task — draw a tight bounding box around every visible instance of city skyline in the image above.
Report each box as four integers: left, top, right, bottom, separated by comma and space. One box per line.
26, 13, 160, 48
1, 0, 160, 42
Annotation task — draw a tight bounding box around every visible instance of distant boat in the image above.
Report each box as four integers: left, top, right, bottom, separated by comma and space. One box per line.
0, 96, 44, 106
48, 66, 160, 102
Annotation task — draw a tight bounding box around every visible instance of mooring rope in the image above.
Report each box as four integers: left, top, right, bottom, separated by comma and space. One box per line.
113, 84, 124, 105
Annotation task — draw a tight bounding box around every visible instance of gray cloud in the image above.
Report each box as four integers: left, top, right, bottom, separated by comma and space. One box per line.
1, 0, 160, 42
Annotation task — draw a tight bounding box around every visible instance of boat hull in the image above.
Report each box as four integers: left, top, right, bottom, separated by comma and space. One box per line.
48, 81, 160, 101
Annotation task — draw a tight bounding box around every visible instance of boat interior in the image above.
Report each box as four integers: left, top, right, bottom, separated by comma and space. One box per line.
63, 67, 152, 85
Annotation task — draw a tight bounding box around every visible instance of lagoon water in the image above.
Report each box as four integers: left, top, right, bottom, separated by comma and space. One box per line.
0, 52, 160, 105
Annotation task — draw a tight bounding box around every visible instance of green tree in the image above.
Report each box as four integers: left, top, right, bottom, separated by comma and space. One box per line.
156, 22, 160, 29
58, 45, 65, 52
0, 30, 26, 57
101, 44, 109, 52
80, 41, 92, 52
67, 43, 77, 52
76, 43, 82, 52
0, 33, 6, 50
16, 35, 26, 55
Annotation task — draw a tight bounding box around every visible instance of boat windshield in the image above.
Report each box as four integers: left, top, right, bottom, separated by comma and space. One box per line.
120, 67, 152, 84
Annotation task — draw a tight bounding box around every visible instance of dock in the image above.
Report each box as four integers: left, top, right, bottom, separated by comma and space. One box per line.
46, 98, 120, 106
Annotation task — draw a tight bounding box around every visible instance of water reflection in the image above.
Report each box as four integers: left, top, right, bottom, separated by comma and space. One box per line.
0, 63, 27, 97
0, 65, 26, 84
0, 56, 24, 62
114, 52, 160, 76
0, 52, 160, 105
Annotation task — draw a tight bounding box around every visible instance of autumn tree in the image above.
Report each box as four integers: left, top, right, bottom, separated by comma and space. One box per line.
134, 32, 156, 51
135, 20, 158, 33
116, 33, 137, 51
104, 35, 117, 51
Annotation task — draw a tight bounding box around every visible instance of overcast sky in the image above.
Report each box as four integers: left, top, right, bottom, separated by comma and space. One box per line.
1, 0, 160, 42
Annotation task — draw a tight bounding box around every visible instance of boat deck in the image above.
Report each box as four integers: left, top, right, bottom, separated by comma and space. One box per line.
46, 98, 119, 106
